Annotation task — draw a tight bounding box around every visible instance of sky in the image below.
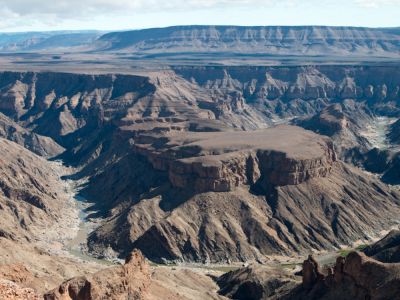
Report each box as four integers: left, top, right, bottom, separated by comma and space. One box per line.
0, 0, 398, 32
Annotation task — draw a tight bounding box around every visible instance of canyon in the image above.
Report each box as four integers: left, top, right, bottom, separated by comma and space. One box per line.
0, 25, 400, 299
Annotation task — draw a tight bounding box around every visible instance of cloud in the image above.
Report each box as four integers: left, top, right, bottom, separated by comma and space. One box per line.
2, 0, 398, 20
1, 0, 274, 18
1, 0, 399, 18
354, 0, 400, 7
0, 0, 398, 31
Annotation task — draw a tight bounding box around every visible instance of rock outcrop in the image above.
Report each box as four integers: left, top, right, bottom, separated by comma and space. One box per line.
88, 153, 400, 262
133, 125, 336, 193
0, 279, 40, 300
216, 251, 400, 300
363, 230, 400, 263
44, 250, 151, 300
0, 112, 64, 157
0, 138, 72, 242
293, 252, 400, 300
217, 264, 298, 300
294, 103, 372, 157
388, 118, 400, 145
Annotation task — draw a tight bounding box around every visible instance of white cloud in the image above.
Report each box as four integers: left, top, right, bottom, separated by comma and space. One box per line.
354, 0, 400, 7
1, 0, 398, 18
1, 0, 274, 18
0, 0, 397, 31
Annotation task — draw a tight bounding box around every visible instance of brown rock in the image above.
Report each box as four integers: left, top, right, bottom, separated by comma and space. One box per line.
133, 125, 337, 193
302, 255, 324, 289
0, 279, 40, 300
44, 249, 150, 300
363, 230, 400, 263
297, 251, 400, 300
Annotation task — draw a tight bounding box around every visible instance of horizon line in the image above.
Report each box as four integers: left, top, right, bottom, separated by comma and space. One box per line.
1, 24, 399, 34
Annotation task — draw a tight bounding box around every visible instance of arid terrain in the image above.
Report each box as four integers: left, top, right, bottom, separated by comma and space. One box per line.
0, 25, 400, 299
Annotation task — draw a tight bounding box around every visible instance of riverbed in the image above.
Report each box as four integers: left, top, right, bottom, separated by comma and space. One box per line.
360, 116, 398, 150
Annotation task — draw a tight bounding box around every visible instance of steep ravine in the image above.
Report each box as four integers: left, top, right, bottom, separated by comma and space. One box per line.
63, 184, 114, 265
50, 161, 118, 265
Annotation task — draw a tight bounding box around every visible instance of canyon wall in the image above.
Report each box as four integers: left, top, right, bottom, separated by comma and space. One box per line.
133, 126, 337, 193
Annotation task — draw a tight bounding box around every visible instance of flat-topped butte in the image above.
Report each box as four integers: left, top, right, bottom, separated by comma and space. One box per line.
133, 125, 337, 192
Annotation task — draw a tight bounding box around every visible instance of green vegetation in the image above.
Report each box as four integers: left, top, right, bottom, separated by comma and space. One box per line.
338, 249, 352, 257
338, 244, 369, 257
207, 266, 240, 273
355, 244, 368, 251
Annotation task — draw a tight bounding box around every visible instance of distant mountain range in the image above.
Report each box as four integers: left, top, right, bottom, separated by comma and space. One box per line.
1, 26, 400, 57
0, 30, 102, 52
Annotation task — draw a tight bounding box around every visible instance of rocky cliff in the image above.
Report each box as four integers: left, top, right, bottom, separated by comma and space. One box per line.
97, 26, 400, 57
363, 230, 400, 263
0, 112, 64, 157
388, 118, 400, 144
217, 250, 400, 300
295, 252, 400, 300
1, 66, 399, 139
217, 264, 298, 299
0, 138, 71, 242
133, 126, 336, 192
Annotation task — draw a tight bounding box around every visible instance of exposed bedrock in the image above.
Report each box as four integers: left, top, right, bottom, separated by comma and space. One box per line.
173, 65, 400, 104
0, 112, 64, 158
133, 125, 336, 193
0, 66, 400, 145
84, 125, 400, 263
363, 230, 400, 263
388, 118, 400, 144
1, 69, 400, 264
0, 138, 72, 244
293, 252, 400, 300
94, 26, 400, 63
44, 250, 151, 300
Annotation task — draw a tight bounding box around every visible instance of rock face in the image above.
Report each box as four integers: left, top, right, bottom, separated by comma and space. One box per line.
88, 148, 400, 262
293, 252, 400, 300
363, 230, 400, 263
294, 103, 372, 157
295, 102, 400, 184
216, 251, 400, 300
96, 26, 400, 57
0, 279, 40, 300
0, 71, 154, 148
301, 256, 324, 290
1, 66, 400, 138
44, 250, 151, 300
217, 264, 298, 300
0, 264, 37, 290
298, 104, 349, 136
0, 112, 64, 157
0, 138, 71, 242
388, 118, 400, 144
133, 126, 336, 193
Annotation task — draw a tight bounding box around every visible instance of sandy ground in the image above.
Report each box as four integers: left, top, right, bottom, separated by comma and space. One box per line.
359, 116, 399, 151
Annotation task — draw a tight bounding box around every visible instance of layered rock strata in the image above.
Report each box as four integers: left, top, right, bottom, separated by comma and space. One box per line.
133, 125, 337, 193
